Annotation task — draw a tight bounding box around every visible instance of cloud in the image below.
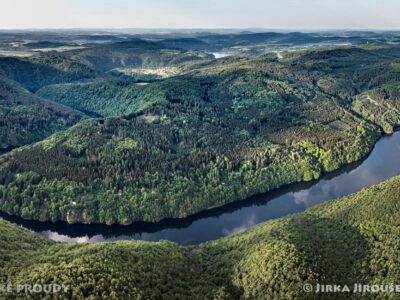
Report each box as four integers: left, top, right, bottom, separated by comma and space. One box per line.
40, 230, 94, 243
222, 213, 258, 236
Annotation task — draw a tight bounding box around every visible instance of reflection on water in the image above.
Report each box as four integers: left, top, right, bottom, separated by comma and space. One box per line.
1, 132, 400, 245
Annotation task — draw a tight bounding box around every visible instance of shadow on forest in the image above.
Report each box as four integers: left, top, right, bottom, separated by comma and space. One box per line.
284, 215, 371, 299
225, 214, 371, 299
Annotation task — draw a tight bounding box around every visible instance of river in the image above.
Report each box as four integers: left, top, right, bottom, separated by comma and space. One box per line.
1, 132, 400, 244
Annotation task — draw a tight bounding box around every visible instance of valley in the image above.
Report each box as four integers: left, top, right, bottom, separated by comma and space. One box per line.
1, 29, 400, 299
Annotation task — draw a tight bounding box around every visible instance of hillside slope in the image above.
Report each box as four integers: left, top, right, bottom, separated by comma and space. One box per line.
0, 77, 380, 224
0, 55, 100, 92
1, 175, 399, 299
0, 77, 85, 149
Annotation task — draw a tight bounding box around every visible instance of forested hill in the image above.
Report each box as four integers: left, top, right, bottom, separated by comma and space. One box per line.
0, 38, 215, 144
0, 55, 100, 92
64, 39, 214, 72
1, 175, 399, 299
37, 45, 400, 121
0, 77, 85, 149
1, 46, 400, 225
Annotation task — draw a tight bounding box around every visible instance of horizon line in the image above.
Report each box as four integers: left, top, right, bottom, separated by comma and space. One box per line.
1, 27, 400, 32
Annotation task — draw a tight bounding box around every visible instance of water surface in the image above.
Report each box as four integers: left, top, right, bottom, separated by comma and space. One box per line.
1, 132, 400, 245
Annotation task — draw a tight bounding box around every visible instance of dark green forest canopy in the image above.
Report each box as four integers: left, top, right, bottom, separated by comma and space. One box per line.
0, 55, 100, 92
0, 77, 85, 149
0, 40, 214, 146
0, 53, 102, 149
1, 175, 399, 299
1, 46, 400, 224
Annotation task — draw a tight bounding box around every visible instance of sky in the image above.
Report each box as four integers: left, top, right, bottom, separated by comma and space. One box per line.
1, 0, 399, 30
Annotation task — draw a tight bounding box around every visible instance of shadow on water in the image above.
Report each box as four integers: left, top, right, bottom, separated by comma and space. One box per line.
0, 146, 16, 155
1, 132, 400, 244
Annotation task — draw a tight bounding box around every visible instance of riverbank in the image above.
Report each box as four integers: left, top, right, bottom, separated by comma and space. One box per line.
1, 174, 399, 299
1, 131, 399, 244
